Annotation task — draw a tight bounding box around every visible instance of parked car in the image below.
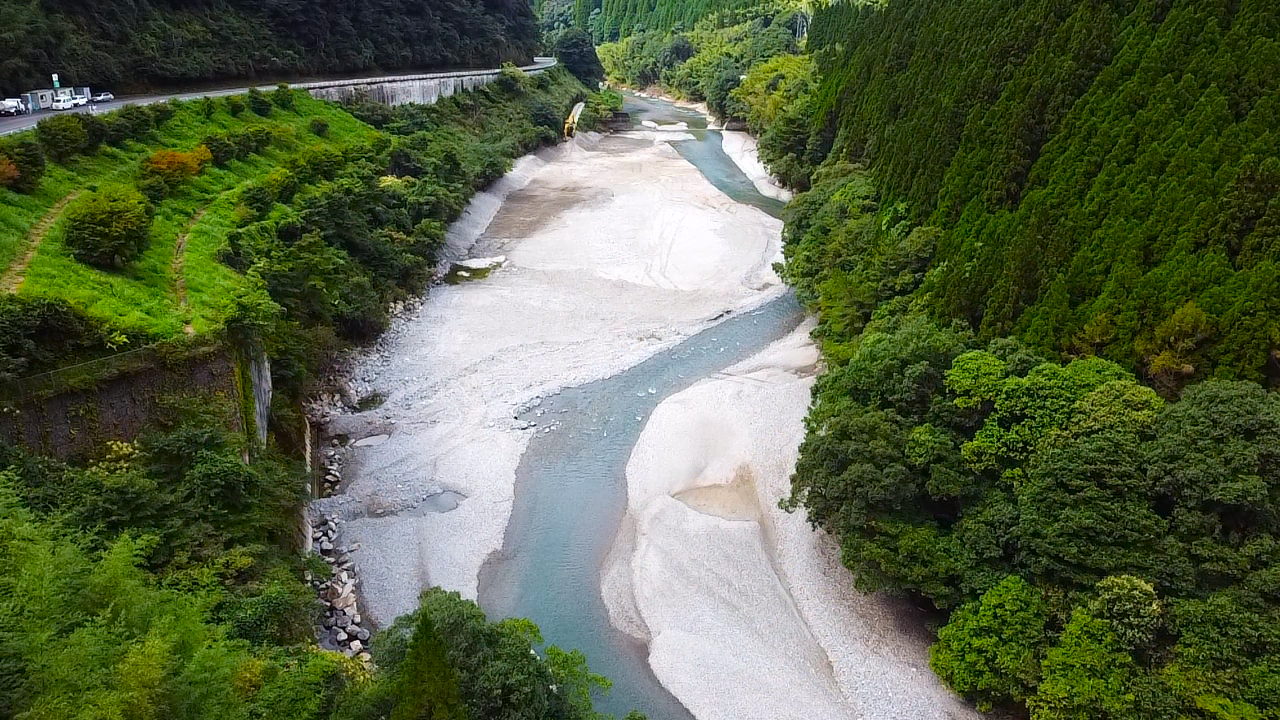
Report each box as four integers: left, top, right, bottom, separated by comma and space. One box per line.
71, 95, 88, 107
0, 99, 26, 116
91, 92, 114, 103
51, 97, 75, 110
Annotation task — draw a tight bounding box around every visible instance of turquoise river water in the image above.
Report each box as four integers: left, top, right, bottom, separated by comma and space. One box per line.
477, 95, 803, 719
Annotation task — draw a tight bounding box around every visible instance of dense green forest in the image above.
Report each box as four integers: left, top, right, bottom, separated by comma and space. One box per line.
808, 0, 1280, 389
0, 61, 635, 718
0, 0, 538, 96
592, 0, 760, 40
600, 0, 1280, 716
0, 428, 618, 720
535, 0, 765, 45
596, 3, 807, 119
774, 0, 1280, 717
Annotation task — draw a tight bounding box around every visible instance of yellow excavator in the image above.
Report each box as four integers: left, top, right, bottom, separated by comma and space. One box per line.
563, 101, 586, 138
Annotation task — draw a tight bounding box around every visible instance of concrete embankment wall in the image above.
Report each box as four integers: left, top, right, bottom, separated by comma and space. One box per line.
0, 59, 557, 136
302, 58, 557, 107
0, 346, 246, 460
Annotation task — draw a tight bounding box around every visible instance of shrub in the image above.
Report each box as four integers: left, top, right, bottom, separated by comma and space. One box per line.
105, 104, 156, 145
221, 221, 280, 270
137, 175, 169, 203
529, 98, 563, 134
0, 156, 18, 189
226, 96, 246, 117
229, 131, 255, 158
496, 63, 530, 93
271, 84, 296, 112
553, 29, 605, 87
0, 137, 45, 193
202, 134, 239, 166
244, 126, 274, 152
247, 88, 272, 117
36, 114, 88, 163
198, 96, 217, 118
262, 169, 300, 205
309, 117, 330, 137
291, 145, 344, 182
142, 145, 212, 186
63, 186, 153, 268
213, 580, 314, 645
151, 99, 178, 125
205, 127, 273, 166
0, 296, 113, 380
79, 113, 108, 152
238, 184, 276, 216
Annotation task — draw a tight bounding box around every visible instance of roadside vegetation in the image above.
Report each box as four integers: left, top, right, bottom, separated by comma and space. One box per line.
0, 91, 377, 340
0, 67, 594, 399
593, 0, 1280, 716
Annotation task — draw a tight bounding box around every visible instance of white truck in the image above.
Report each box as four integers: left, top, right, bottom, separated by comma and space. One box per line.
0, 98, 27, 116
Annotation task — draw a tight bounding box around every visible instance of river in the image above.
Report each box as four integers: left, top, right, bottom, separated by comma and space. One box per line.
321, 94, 976, 720
476, 95, 799, 719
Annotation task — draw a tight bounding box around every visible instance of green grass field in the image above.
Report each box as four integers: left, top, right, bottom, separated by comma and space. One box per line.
0, 94, 380, 340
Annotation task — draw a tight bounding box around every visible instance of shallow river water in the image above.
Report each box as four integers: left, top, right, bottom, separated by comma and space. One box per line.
477, 96, 803, 719
628, 95, 787, 217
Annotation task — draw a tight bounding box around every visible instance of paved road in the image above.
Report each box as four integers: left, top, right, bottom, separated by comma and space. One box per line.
0, 58, 556, 137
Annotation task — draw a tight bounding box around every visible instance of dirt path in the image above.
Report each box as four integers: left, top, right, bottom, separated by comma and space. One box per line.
173, 207, 208, 335
1, 191, 81, 293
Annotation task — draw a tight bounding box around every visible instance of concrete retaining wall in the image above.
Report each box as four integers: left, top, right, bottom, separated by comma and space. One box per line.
1, 59, 558, 137
0, 347, 243, 460
303, 57, 557, 107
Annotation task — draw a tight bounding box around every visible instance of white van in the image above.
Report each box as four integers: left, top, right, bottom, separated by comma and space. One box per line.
51, 97, 75, 111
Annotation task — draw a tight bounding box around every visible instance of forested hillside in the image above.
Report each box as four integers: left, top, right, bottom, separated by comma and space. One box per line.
593, 0, 758, 40
760, 0, 1280, 717
596, 3, 807, 120
536, 0, 762, 43
807, 0, 1280, 387
0, 0, 538, 95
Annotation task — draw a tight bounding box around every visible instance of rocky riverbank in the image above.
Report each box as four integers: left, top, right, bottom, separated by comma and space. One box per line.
310, 509, 372, 660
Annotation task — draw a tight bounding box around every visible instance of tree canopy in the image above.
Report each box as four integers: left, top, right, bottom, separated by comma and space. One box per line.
802, 0, 1280, 387
0, 0, 538, 95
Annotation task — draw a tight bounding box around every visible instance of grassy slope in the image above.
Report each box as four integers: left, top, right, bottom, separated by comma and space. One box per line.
0, 96, 379, 338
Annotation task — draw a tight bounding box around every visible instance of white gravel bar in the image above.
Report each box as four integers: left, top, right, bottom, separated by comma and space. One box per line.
719, 130, 794, 203
603, 323, 981, 720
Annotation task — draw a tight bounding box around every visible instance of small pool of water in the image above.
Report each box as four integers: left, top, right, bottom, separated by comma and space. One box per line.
411, 490, 466, 514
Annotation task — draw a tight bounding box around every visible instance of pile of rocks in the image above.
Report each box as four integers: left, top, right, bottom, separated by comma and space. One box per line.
319, 439, 346, 496
310, 516, 372, 662
310, 391, 354, 422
